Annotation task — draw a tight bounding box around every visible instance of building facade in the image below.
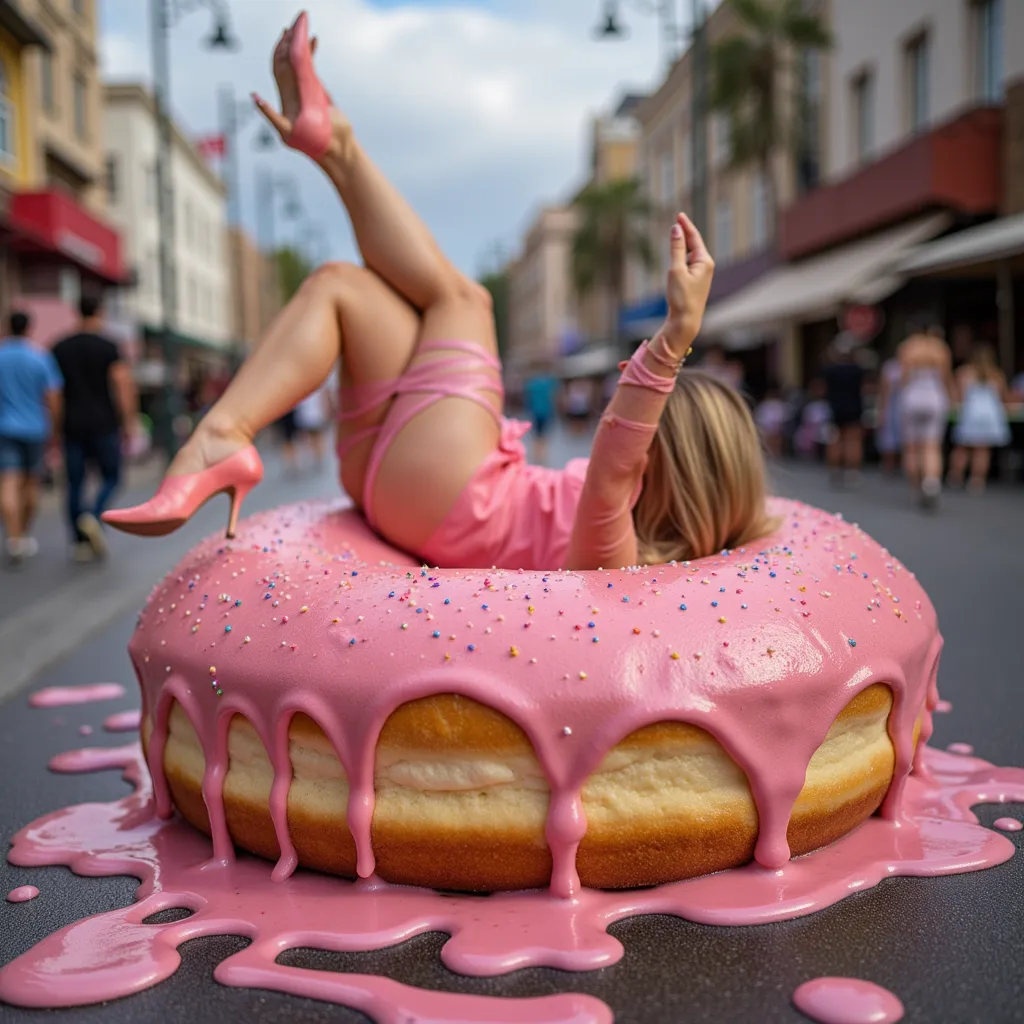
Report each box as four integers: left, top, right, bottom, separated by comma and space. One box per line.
227, 224, 279, 350
705, 0, 1024, 385
0, 0, 123, 341
103, 83, 230, 361
507, 205, 579, 373
507, 93, 645, 377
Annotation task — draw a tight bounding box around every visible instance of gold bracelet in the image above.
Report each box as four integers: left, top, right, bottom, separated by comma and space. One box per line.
647, 333, 690, 372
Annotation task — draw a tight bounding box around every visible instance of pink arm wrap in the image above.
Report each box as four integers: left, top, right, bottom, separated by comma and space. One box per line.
568, 340, 684, 569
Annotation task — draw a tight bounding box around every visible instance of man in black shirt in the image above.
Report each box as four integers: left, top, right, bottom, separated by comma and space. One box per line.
52, 294, 138, 560
822, 332, 867, 488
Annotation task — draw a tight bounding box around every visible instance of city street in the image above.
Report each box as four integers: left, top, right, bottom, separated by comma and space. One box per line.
0, 424, 1021, 1022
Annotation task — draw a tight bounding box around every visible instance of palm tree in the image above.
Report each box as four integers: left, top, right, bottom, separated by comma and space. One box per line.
571, 178, 655, 345
709, 0, 831, 236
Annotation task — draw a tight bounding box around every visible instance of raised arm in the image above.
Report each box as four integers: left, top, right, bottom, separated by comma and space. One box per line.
567, 214, 714, 570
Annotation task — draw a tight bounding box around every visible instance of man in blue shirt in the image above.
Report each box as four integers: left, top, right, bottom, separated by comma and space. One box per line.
0, 311, 63, 564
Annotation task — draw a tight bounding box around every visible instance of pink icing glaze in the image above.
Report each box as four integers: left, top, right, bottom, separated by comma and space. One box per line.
947, 742, 974, 755
993, 817, 1022, 832
129, 498, 943, 894
103, 709, 142, 733
78, 724, 93, 736
793, 977, 904, 1024
1, 740, 1022, 1020
5, 885, 39, 903
935, 699, 952, 713
30, 684, 125, 708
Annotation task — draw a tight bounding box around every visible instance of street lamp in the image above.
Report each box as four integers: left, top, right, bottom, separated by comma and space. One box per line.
592, 0, 687, 68
150, 0, 239, 458
593, 0, 709, 234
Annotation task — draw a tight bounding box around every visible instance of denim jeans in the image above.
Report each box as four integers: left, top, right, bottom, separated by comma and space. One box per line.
65, 433, 122, 542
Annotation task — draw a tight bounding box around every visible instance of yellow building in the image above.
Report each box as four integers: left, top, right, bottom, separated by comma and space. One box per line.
0, 0, 123, 340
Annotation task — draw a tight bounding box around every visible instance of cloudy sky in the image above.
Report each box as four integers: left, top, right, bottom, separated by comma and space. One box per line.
99, 0, 678, 275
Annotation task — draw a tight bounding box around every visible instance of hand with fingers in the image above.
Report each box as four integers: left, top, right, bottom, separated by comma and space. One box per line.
662, 213, 715, 361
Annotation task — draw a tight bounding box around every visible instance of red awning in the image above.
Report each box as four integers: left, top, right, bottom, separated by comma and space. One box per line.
6, 190, 124, 284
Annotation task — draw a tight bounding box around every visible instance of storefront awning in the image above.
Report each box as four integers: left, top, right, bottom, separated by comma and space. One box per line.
898, 212, 1024, 275
6, 190, 124, 284
0, 1, 52, 48
620, 294, 667, 338
700, 213, 950, 344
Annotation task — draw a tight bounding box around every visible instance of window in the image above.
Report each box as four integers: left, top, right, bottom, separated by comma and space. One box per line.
187, 275, 197, 317
41, 50, 55, 113
974, 0, 1003, 102
905, 34, 930, 133
751, 172, 769, 250
680, 133, 692, 188
73, 72, 87, 139
797, 46, 822, 193
659, 146, 674, 207
714, 112, 731, 168
184, 200, 194, 247
852, 71, 875, 164
714, 197, 733, 263
104, 154, 118, 204
0, 61, 12, 163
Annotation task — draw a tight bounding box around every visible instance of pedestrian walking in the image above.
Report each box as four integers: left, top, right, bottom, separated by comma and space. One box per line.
898, 321, 954, 510
52, 294, 138, 561
294, 370, 338, 470
0, 311, 63, 565
874, 355, 903, 475
522, 361, 561, 465
947, 343, 1011, 493
822, 333, 867, 487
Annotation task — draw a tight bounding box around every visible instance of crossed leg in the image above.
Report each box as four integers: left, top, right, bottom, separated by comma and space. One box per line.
174, 15, 503, 555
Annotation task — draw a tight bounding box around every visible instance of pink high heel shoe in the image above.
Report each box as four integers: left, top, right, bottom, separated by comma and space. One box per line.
277, 11, 332, 160
102, 446, 264, 539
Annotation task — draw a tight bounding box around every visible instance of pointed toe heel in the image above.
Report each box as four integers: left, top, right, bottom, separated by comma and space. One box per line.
103, 446, 264, 539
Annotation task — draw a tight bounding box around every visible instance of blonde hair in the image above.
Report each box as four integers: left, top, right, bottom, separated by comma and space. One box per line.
970, 342, 998, 384
633, 370, 779, 564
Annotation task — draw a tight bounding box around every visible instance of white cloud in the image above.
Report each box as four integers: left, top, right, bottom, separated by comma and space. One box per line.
100, 0, 664, 274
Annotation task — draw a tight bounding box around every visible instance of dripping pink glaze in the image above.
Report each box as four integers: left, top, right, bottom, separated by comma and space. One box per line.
130, 498, 942, 893
993, 817, 1022, 832
29, 683, 125, 708
1, 741, 1023, 1019
6, 885, 39, 903
947, 742, 974, 755
792, 977, 904, 1024
104, 709, 142, 733
935, 699, 952, 713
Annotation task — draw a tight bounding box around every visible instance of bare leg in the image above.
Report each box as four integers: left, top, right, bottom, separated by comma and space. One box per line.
0, 471, 22, 544
968, 446, 991, 492
948, 445, 968, 487
21, 474, 38, 538
921, 440, 943, 485
903, 442, 921, 489
256, 25, 466, 313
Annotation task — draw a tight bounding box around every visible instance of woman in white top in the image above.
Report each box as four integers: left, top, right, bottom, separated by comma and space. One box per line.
948, 343, 1010, 493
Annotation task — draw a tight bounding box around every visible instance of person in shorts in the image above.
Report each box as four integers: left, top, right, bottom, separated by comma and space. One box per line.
0, 311, 63, 564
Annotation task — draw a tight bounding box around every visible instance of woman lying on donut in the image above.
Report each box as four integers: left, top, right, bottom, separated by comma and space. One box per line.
105, 12, 776, 571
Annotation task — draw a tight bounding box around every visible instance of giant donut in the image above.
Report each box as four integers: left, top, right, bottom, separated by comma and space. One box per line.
131, 498, 941, 893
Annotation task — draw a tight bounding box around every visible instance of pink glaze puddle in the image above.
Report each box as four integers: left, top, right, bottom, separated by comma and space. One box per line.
5, 886, 39, 904
947, 742, 974, 755
78, 725, 93, 736
1, 742, 1022, 1022
993, 817, 1022, 832
29, 684, 125, 708
934, 699, 952, 713
792, 977, 904, 1024
103, 709, 142, 733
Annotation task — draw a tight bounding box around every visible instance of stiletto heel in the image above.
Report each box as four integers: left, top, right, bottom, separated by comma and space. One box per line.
103, 446, 264, 539
283, 12, 332, 159
225, 480, 256, 539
